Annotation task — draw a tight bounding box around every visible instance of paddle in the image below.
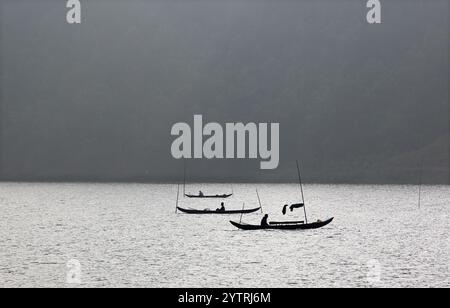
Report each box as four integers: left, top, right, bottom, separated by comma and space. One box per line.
269, 221, 304, 225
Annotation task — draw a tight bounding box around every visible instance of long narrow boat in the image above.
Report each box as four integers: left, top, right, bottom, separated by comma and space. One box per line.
230, 218, 334, 230
177, 206, 260, 215
229, 160, 334, 231
185, 193, 233, 199
183, 162, 233, 199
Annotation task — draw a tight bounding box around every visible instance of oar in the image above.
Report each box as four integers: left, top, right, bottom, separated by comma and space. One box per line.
175, 183, 180, 214
256, 188, 263, 213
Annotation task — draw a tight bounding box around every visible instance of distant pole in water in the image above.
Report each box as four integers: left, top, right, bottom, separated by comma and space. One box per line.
175, 183, 180, 214
296, 160, 308, 224
256, 188, 263, 213
418, 157, 424, 209
183, 160, 187, 196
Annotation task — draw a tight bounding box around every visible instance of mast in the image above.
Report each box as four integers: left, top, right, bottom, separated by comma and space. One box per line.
175, 183, 180, 213
239, 203, 245, 223
296, 160, 308, 224
256, 188, 263, 213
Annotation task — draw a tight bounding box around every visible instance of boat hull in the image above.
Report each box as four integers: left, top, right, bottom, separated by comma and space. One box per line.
185, 194, 233, 199
177, 207, 261, 215
230, 218, 334, 230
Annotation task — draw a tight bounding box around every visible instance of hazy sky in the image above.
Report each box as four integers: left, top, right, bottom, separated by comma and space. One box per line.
0, 0, 448, 183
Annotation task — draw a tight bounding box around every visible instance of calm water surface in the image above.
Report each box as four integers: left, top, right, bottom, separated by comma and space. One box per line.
0, 183, 449, 287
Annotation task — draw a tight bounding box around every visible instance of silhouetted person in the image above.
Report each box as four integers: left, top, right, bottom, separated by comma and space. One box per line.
199, 191, 204, 197
261, 214, 269, 226
283, 203, 304, 215
217, 202, 225, 212
290, 203, 304, 211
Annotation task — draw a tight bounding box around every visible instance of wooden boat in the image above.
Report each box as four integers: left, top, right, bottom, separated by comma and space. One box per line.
230, 217, 334, 230
230, 160, 334, 231
182, 161, 233, 199
184, 193, 233, 199
177, 206, 260, 215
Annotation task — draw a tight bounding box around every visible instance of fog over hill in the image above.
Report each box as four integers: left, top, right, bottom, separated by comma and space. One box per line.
0, 0, 448, 184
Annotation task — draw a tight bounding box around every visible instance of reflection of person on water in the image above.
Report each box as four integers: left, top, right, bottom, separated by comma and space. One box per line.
217, 202, 225, 212
261, 214, 269, 226
199, 191, 204, 197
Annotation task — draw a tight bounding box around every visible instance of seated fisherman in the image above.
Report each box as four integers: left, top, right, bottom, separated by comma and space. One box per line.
261, 214, 269, 227
217, 202, 226, 212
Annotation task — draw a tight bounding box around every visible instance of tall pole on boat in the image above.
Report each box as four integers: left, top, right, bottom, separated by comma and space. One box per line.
175, 183, 180, 213
296, 160, 308, 224
256, 188, 263, 213
239, 203, 245, 223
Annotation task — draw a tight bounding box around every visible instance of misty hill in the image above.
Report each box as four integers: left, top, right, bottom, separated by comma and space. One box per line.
0, 0, 448, 184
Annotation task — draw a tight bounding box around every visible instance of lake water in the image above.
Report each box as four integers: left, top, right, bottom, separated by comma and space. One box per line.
0, 183, 449, 288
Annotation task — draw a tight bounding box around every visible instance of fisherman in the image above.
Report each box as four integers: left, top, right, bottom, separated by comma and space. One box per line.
217, 202, 226, 212
282, 203, 304, 215
290, 203, 304, 211
199, 190, 204, 197
261, 214, 269, 227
